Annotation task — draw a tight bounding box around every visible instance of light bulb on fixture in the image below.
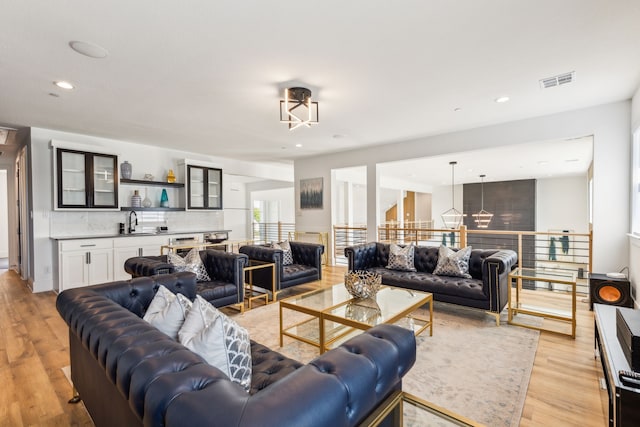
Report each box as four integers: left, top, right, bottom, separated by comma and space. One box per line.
279, 87, 319, 131
472, 174, 493, 229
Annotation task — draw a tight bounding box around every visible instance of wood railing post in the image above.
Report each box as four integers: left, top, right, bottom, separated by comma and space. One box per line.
459, 225, 467, 248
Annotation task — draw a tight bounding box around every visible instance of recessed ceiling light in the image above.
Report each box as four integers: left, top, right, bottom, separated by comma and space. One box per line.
54, 81, 74, 90
295, 143, 303, 148
537, 160, 549, 165
495, 96, 510, 103
69, 41, 109, 59
565, 158, 579, 163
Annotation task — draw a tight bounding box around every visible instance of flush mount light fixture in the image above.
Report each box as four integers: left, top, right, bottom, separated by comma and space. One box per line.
54, 80, 75, 90
472, 174, 493, 229
69, 41, 109, 59
280, 87, 319, 131
495, 96, 510, 103
441, 161, 466, 229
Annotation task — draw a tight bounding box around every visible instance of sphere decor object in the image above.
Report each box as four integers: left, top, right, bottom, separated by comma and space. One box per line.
344, 271, 382, 299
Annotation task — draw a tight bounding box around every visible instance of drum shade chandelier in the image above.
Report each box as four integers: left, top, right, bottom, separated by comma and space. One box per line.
441, 161, 466, 229
472, 174, 494, 228
279, 87, 319, 131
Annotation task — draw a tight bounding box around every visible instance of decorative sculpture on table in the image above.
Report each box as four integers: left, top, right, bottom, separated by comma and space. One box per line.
344, 271, 382, 299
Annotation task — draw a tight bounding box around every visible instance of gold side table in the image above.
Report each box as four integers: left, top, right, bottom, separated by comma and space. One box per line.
243, 261, 276, 309
507, 267, 577, 338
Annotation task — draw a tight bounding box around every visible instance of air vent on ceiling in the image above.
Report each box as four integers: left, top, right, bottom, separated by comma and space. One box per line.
539, 71, 575, 89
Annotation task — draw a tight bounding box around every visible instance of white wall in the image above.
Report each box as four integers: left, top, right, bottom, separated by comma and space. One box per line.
295, 101, 631, 273
223, 175, 250, 240
536, 176, 590, 233
27, 127, 293, 292
629, 87, 640, 305
0, 170, 8, 258
250, 187, 295, 224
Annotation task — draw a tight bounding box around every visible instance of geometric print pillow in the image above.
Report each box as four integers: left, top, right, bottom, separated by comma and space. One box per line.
178, 296, 252, 392
386, 243, 417, 272
167, 248, 211, 282
433, 245, 472, 278
272, 240, 294, 266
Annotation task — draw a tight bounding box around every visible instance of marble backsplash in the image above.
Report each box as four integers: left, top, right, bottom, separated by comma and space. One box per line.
49, 210, 224, 237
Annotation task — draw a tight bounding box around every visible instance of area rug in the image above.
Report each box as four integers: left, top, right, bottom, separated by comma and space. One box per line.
229, 301, 540, 427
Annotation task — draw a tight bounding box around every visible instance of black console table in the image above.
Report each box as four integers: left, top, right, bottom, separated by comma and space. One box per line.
594, 304, 640, 426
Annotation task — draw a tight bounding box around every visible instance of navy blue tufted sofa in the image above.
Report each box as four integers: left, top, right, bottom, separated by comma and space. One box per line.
239, 241, 324, 299
124, 249, 247, 308
345, 242, 518, 324
56, 272, 416, 427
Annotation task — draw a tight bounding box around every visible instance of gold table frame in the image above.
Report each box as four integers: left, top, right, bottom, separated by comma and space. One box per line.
243, 261, 276, 309
359, 390, 485, 427
507, 267, 577, 338
279, 284, 433, 354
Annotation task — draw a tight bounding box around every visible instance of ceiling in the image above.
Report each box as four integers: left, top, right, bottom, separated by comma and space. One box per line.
379, 136, 593, 187
1, 1, 639, 164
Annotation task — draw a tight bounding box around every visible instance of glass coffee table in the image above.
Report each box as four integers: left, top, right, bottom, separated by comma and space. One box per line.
360, 390, 485, 427
279, 284, 433, 353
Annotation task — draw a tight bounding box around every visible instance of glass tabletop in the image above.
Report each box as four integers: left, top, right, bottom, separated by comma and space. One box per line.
281, 283, 353, 312
510, 267, 576, 283
325, 287, 430, 327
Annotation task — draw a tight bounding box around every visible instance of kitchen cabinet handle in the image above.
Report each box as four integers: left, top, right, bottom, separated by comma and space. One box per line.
138, 248, 143, 256
85, 252, 90, 264
80, 244, 96, 247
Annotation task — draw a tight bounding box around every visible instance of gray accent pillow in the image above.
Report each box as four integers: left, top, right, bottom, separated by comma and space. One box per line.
386, 243, 417, 272
433, 245, 472, 278
167, 248, 211, 282
273, 240, 294, 266
178, 295, 252, 392
143, 285, 192, 340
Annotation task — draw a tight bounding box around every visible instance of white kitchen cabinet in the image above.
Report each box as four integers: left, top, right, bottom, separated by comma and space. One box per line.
113, 235, 167, 280
58, 239, 113, 291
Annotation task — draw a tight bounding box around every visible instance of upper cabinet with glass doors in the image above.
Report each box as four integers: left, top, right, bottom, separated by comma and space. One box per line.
187, 165, 222, 210
56, 148, 119, 210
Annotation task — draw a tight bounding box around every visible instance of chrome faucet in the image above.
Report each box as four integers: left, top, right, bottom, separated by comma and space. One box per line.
128, 210, 138, 234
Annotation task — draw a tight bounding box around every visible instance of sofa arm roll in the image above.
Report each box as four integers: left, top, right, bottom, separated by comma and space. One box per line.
484, 249, 518, 275
163, 324, 416, 427
124, 255, 174, 277
344, 242, 378, 271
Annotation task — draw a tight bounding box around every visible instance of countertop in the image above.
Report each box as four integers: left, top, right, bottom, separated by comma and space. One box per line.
50, 230, 231, 241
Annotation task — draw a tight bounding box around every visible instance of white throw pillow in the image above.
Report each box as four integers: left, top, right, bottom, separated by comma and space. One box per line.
272, 240, 294, 266
167, 248, 212, 282
143, 285, 193, 340
386, 243, 417, 272
178, 295, 252, 392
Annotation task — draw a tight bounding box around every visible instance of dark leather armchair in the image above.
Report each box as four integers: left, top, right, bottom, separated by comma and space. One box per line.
239, 241, 324, 299
124, 249, 247, 308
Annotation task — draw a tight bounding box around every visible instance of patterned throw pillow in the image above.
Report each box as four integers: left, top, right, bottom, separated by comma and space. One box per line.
167, 248, 211, 282
143, 285, 193, 339
433, 245, 472, 278
178, 296, 252, 392
386, 244, 417, 272
272, 240, 294, 266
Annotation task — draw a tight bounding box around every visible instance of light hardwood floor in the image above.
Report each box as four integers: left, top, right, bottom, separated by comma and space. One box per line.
0, 266, 607, 426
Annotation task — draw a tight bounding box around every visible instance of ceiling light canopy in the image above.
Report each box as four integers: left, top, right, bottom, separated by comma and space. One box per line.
280, 87, 318, 131
472, 174, 493, 228
441, 161, 466, 229
69, 41, 109, 59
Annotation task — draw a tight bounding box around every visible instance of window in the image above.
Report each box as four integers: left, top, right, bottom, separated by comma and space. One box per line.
632, 130, 640, 235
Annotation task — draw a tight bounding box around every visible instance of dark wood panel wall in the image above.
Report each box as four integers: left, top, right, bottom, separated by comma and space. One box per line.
463, 179, 536, 274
